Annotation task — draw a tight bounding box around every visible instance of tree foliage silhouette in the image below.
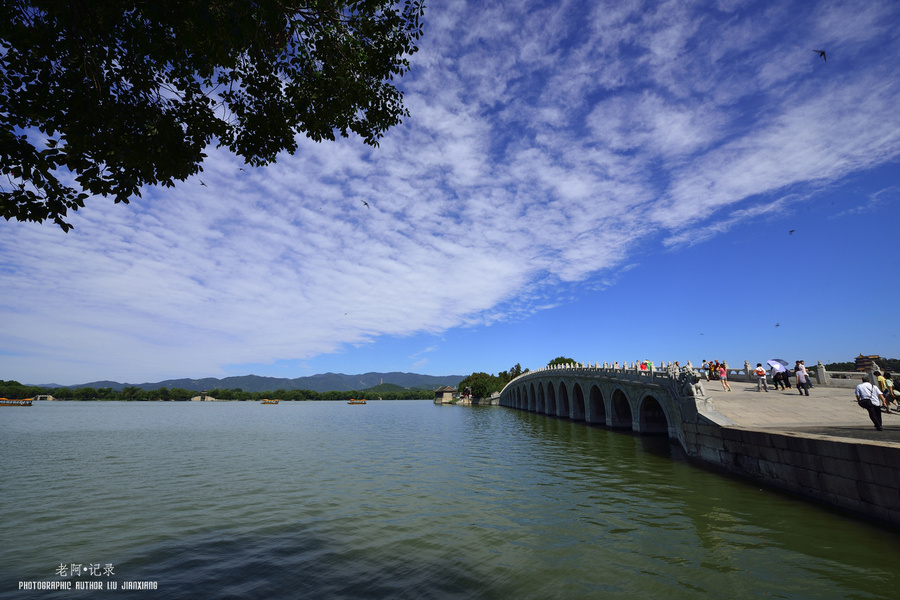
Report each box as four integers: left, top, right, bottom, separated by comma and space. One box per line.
1, 0, 425, 230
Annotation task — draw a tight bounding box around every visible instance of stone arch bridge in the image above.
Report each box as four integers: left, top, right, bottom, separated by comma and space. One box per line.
500, 362, 900, 529
499, 362, 710, 447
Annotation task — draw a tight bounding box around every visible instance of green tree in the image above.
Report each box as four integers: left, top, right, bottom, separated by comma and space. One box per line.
74, 386, 97, 400
122, 386, 142, 400
169, 388, 193, 401
53, 387, 74, 400
284, 389, 309, 401
498, 362, 527, 385
293, 388, 319, 401
881, 358, 900, 373
1, 0, 425, 230
547, 356, 577, 368
458, 372, 503, 399
0, 380, 44, 398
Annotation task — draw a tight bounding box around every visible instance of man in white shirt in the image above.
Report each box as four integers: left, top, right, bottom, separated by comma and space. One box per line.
795, 360, 810, 396
856, 376, 886, 431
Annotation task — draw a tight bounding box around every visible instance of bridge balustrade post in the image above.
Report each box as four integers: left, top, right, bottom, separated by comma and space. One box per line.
816, 361, 829, 386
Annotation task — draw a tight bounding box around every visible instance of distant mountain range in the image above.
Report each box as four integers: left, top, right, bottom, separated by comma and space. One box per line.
43, 372, 466, 394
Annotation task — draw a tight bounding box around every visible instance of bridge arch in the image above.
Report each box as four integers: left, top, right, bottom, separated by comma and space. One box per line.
588, 385, 605, 424
558, 382, 570, 418
547, 384, 557, 415
537, 382, 545, 413
528, 383, 536, 411
572, 383, 585, 421
638, 394, 670, 435
609, 387, 632, 429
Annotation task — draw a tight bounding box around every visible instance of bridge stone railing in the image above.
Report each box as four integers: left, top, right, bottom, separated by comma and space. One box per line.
502, 360, 703, 390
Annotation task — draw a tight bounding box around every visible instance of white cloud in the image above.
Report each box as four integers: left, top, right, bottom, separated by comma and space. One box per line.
653, 72, 900, 229
2, 0, 899, 383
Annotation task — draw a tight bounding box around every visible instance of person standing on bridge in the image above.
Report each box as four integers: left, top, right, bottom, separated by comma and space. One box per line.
875, 371, 895, 412
754, 363, 769, 392
856, 376, 886, 431
799, 360, 813, 389
794, 361, 810, 396
719, 364, 732, 391
883, 373, 898, 412
771, 365, 787, 390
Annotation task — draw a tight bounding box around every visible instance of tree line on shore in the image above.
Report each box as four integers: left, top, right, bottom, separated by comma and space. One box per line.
0, 381, 436, 401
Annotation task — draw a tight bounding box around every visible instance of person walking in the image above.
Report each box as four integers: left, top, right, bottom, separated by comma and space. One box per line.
856, 375, 886, 431
884, 373, 898, 412
771, 365, 786, 390
754, 363, 769, 392
719, 364, 732, 392
876, 371, 898, 412
799, 360, 813, 388
795, 361, 810, 396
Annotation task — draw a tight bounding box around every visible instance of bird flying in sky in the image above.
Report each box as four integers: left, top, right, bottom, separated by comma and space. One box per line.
813, 49, 826, 62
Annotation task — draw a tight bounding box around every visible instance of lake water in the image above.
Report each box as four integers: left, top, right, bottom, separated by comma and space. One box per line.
1, 401, 898, 599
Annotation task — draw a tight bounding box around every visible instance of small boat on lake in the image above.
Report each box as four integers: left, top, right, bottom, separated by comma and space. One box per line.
261, 399, 279, 405
1, 398, 33, 406
347, 399, 367, 405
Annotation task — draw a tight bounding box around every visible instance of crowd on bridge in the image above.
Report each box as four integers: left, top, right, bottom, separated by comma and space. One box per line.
700, 358, 817, 395
697, 358, 899, 432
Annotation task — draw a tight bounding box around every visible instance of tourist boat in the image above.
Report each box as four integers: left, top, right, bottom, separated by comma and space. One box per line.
0, 398, 33, 406
347, 399, 367, 405
261, 398, 279, 405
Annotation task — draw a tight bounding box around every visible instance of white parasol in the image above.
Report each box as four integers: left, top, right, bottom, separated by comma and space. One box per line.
767, 359, 788, 372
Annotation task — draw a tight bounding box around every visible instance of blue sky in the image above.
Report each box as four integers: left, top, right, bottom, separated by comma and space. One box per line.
3, 0, 899, 386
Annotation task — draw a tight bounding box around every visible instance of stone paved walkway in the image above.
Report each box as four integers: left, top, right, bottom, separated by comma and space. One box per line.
699, 379, 900, 444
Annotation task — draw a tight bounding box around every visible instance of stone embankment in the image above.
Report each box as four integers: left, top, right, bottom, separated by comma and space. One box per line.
686, 382, 900, 528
